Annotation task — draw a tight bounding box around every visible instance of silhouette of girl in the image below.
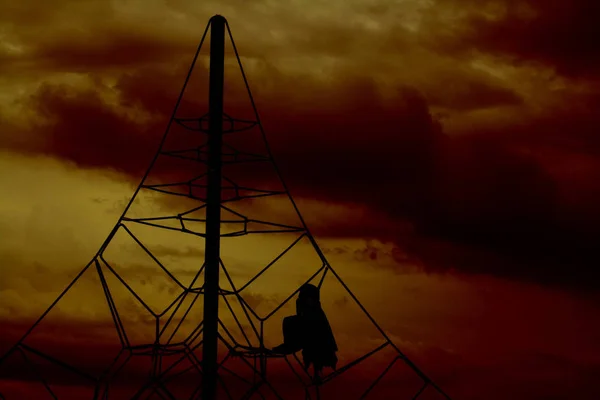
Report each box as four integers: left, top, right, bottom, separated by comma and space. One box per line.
272, 284, 338, 381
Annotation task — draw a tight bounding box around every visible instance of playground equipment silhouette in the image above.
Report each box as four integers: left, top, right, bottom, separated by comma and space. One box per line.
0, 15, 453, 400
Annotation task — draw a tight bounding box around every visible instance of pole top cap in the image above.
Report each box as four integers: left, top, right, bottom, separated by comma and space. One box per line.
210, 14, 227, 23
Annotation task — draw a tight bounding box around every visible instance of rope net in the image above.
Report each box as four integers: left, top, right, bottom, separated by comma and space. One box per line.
0, 17, 452, 400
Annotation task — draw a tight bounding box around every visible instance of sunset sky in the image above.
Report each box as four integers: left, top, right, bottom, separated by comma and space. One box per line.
1, 0, 600, 399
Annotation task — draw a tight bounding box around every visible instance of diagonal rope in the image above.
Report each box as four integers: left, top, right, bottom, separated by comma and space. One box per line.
225, 19, 453, 400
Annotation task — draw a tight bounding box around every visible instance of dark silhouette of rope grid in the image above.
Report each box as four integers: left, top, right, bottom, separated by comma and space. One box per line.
0, 15, 454, 400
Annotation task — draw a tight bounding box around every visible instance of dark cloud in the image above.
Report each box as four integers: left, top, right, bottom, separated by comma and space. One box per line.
2, 61, 600, 290
0, 33, 191, 75
25, 82, 160, 174
32, 33, 190, 72
424, 76, 523, 111
1, 0, 599, 291
429, 0, 600, 79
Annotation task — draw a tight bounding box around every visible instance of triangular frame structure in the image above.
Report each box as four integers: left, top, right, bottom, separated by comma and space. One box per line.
0, 15, 453, 400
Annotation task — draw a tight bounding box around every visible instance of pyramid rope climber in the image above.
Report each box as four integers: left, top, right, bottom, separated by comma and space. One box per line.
0, 15, 454, 400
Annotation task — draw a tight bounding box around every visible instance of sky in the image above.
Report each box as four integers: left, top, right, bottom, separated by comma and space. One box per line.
1, 0, 600, 398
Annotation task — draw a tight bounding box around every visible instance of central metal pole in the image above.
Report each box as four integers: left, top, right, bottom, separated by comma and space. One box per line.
202, 14, 225, 400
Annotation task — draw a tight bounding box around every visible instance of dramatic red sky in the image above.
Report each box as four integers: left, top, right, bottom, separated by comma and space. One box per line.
1, 0, 600, 399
